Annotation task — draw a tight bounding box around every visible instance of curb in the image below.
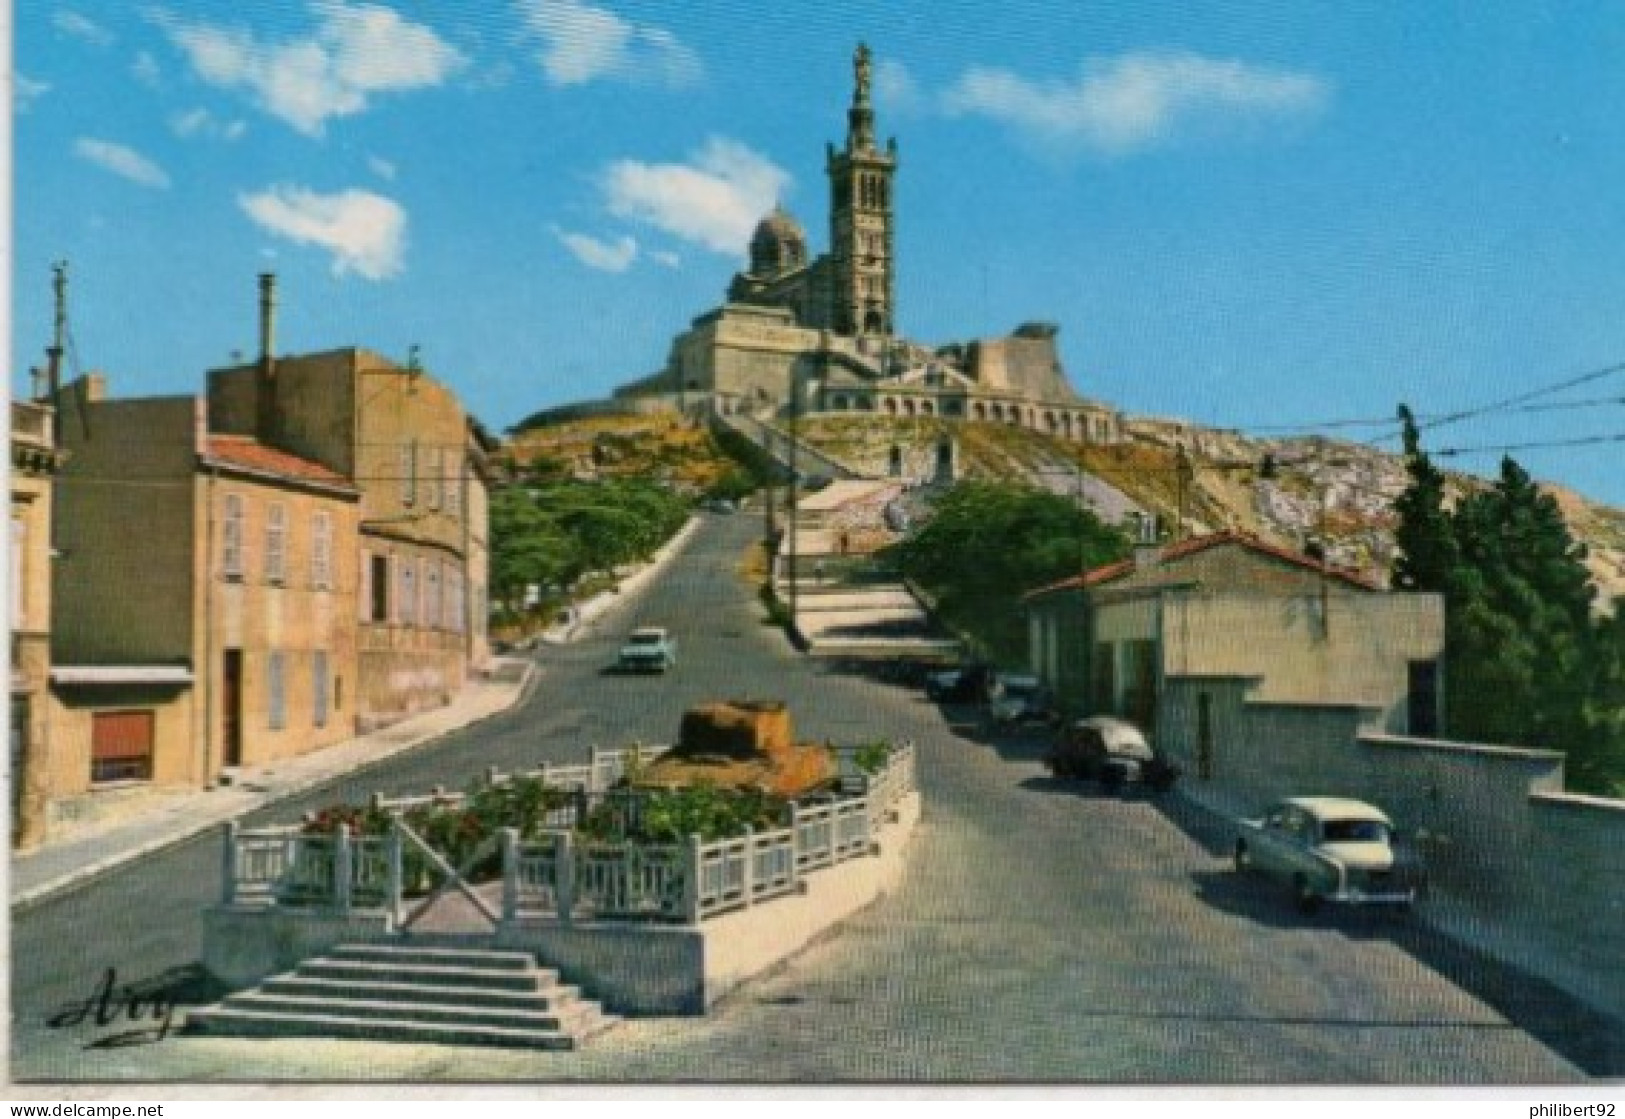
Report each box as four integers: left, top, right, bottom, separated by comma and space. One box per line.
11, 663, 537, 914
538, 515, 704, 646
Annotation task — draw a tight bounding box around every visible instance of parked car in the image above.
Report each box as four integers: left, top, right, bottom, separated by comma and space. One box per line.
1043, 717, 1180, 792
1233, 796, 1422, 913
616, 626, 678, 673
987, 674, 1057, 728
924, 663, 994, 704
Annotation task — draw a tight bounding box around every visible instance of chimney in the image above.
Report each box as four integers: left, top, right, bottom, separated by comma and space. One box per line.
255, 273, 278, 442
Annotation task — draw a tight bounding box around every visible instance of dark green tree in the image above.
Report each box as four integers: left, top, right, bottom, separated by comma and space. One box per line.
1391, 405, 1460, 593
889, 481, 1129, 662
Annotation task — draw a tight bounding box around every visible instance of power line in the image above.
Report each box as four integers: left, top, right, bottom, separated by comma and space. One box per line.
1378, 359, 1625, 444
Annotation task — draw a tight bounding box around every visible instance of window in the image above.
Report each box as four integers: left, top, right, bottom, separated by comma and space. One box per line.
91, 711, 153, 783
426, 562, 443, 629
1408, 660, 1440, 737
399, 558, 416, 625
426, 448, 441, 511
401, 442, 417, 506
268, 652, 286, 731
370, 554, 390, 622
447, 569, 464, 633
222, 493, 245, 579
266, 503, 287, 584
312, 512, 332, 590
314, 651, 329, 728
445, 458, 461, 518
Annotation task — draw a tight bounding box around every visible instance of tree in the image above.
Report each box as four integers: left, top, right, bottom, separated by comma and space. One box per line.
1390, 417, 1622, 794
1391, 405, 1460, 593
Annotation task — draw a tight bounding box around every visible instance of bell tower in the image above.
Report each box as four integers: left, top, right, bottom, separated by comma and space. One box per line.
826, 43, 897, 338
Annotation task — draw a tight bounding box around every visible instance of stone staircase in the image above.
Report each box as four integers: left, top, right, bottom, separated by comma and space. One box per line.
185, 943, 618, 1050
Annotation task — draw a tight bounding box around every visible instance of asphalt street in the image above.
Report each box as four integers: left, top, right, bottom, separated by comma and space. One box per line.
12, 511, 1619, 1084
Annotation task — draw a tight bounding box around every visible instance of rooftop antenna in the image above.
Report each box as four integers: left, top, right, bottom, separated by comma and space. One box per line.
46, 261, 69, 444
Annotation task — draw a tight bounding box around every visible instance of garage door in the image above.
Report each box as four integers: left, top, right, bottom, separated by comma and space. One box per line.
91, 710, 154, 783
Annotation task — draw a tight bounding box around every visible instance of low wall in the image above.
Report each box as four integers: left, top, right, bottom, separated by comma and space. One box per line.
200, 789, 921, 1016
1169, 681, 1625, 1021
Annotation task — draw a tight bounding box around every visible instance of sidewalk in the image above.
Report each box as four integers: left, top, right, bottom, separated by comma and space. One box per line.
9, 658, 536, 912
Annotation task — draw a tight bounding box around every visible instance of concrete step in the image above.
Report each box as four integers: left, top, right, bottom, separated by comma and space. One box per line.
261, 974, 580, 1012
186, 942, 619, 1050
296, 959, 549, 991
326, 944, 539, 973
214, 992, 597, 1033
184, 1006, 591, 1051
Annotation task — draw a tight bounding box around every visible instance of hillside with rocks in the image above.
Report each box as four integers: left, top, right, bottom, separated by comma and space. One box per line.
788, 413, 1625, 606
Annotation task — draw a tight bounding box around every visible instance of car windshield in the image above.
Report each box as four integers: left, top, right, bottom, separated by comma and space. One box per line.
628, 632, 664, 646
1321, 819, 1389, 843
1002, 681, 1040, 699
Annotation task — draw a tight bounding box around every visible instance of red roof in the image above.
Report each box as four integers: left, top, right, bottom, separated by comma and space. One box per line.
1025, 530, 1379, 600
203, 435, 356, 492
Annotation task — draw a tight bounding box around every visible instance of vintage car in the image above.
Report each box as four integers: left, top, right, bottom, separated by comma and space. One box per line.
987, 674, 1058, 728
924, 663, 994, 704
1234, 796, 1422, 913
1043, 716, 1180, 792
616, 626, 678, 673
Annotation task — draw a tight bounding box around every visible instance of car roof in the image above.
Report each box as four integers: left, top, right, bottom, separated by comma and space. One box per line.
1279, 796, 1393, 824
630, 626, 667, 637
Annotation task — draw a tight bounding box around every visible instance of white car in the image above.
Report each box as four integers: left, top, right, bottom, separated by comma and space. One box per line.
1234, 796, 1422, 913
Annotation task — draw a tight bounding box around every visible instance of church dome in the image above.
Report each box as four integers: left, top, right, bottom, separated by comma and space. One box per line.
749, 204, 808, 277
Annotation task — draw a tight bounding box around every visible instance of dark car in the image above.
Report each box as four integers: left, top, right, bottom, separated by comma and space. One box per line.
924, 663, 995, 704
1044, 717, 1180, 793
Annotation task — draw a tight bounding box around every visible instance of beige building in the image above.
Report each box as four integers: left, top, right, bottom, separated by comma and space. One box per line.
49, 376, 361, 820
206, 279, 491, 728
1024, 531, 1446, 783
11, 400, 64, 846
616, 44, 1122, 445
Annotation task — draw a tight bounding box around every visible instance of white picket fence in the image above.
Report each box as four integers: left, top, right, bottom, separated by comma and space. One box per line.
221, 739, 917, 928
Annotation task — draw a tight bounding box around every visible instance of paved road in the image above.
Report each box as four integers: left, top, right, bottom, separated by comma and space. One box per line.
13, 512, 1616, 1083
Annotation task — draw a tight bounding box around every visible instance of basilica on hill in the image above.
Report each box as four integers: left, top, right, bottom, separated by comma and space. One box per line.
616, 44, 1123, 446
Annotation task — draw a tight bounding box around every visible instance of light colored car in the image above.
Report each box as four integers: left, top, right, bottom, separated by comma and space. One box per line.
617, 626, 678, 673
1234, 796, 1421, 913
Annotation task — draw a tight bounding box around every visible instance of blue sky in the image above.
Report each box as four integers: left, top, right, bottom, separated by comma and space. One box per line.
13, 1, 1625, 505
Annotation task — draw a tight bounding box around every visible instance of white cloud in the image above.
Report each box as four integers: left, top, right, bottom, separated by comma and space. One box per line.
368, 154, 397, 180
74, 138, 171, 188
54, 11, 113, 47
876, 58, 923, 114
650, 250, 681, 269
152, 2, 467, 136
133, 51, 162, 86
602, 137, 789, 255
15, 74, 50, 112
514, 0, 701, 88
942, 51, 1328, 155
554, 229, 638, 272
169, 107, 245, 140
239, 184, 406, 279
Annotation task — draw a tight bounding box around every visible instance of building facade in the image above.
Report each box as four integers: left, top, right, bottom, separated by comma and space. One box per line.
1024, 532, 1446, 783
48, 377, 361, 822
206, 284, 491, 728
11, 401, 63, 846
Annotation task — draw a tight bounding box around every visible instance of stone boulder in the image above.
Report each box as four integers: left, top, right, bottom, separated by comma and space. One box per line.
638, 700, 835, 799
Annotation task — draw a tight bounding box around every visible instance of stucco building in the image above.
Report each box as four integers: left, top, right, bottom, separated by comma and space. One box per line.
1023, 531, 1446, 784
617, 44, 1122, 445
207, 278, 494, 728
50, 376, 362, 817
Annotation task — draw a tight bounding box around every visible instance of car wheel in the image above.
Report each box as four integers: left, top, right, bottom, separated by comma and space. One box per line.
1233, 842, 1252, 874
1292, 876, 1322, 915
